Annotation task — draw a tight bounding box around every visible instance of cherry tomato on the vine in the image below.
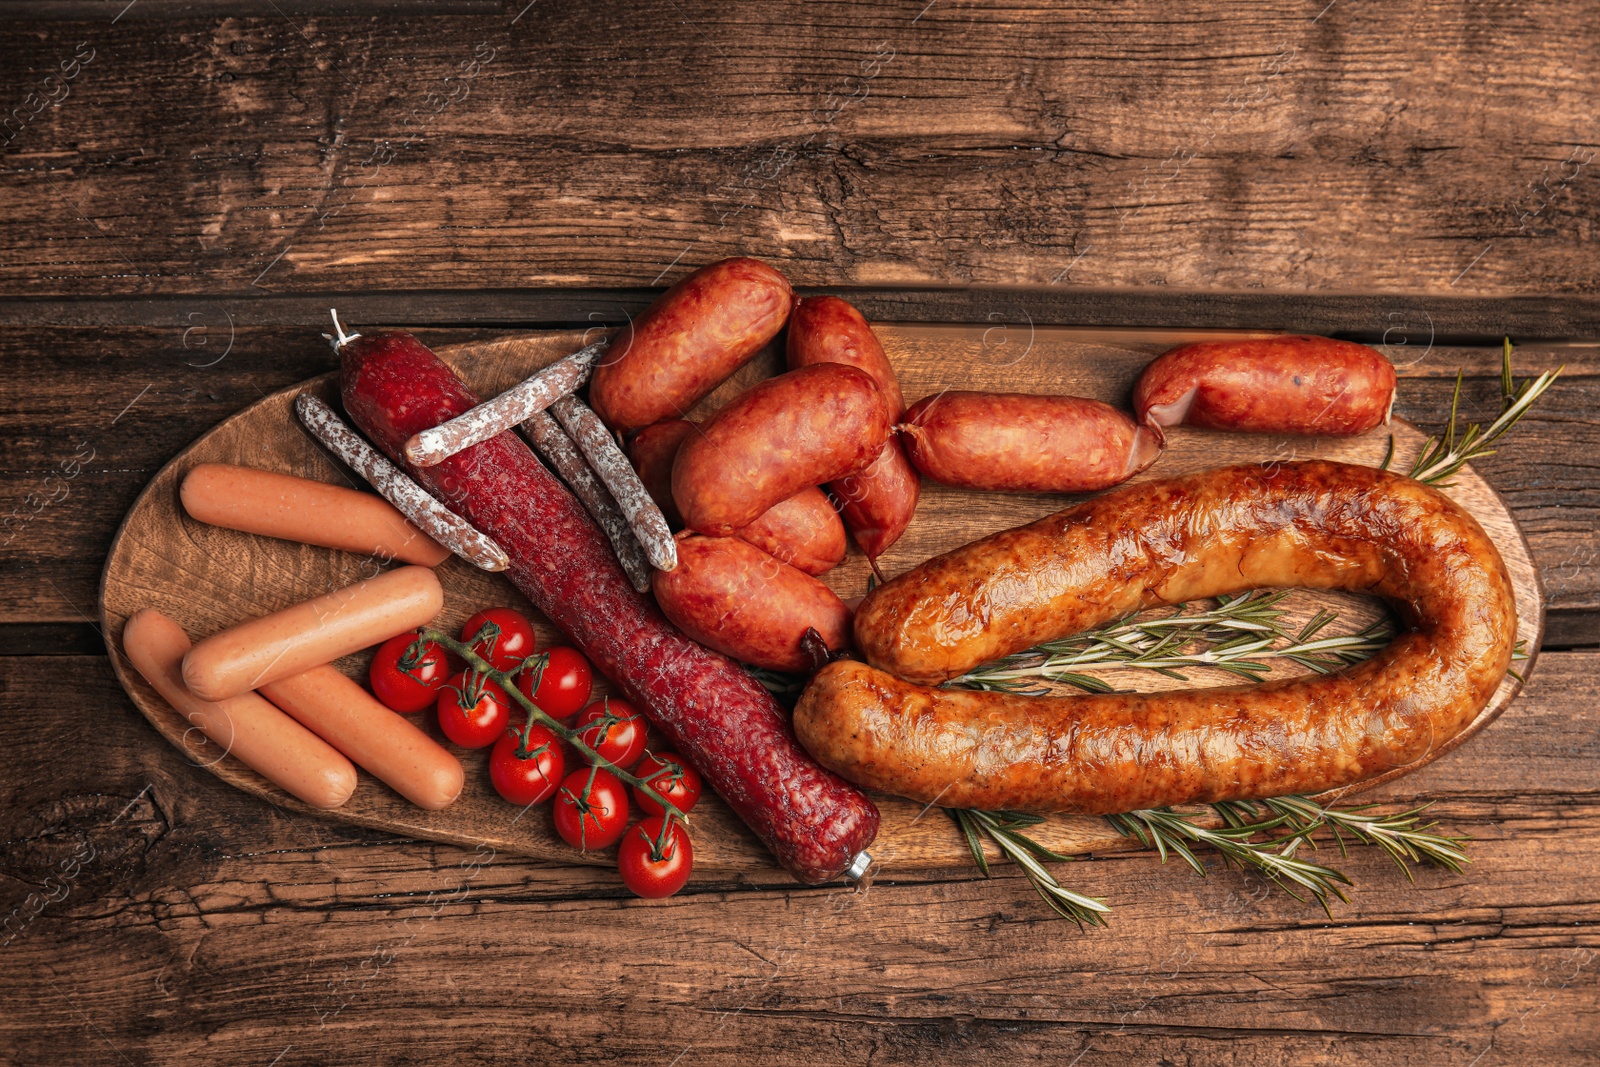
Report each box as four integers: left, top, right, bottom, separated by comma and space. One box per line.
461, 607, 538, 671
617, 816, 693, 898
574, 698, 647, 771
489, 723, 565, 806
516, 646, 592, 721
369, 632, 452, 714
552, 768, 630, 851
437, 670, 510, 748
632, 750, 703, 816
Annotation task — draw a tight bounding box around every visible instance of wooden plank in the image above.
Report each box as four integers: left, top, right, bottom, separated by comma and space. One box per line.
6, 323, 1596, 633
3, 651, 1598, 1063
3, 2, 1600, 299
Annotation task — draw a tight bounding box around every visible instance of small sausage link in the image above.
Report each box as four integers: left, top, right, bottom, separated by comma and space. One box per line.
899, 390, 1159, 493
1133, 335, 1397, 438
672, 363, 892, 534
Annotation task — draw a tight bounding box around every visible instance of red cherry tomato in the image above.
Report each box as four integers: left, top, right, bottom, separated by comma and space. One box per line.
632, 750, 703, 816
516, 647, 592, 722
617, 816, 693, 898
489, 723, 565, 806
552, 768, 630, 851
368, 632, 451, 714
574, 698, 648, 771
461, 607, 538, 671
437, 670, 510, 748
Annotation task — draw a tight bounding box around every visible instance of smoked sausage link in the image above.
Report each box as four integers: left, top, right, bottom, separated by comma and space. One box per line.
796, 461, 1517, 812
590, 258, 794, 435
1133, 335, 1396, 437
786, 296, 920, 560
653, 535, 852, 672
899, 391, 1159, 494
672, 363, 892, 534
340, 329, 878, 883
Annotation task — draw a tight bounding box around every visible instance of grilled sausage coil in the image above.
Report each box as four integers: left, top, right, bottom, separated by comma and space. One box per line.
795, 461, 1517, 813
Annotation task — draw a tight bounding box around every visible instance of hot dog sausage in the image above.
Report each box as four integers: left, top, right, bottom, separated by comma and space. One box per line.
181, 464, 450, 567
786, 296, 920, 560
182, 566, 444, 701
340, 328, 878, 884
629, 419, 846, 573
652, 535, 852, 672
899, 391, 1159, 493
590, 258, 795, 435
672, 363, 892, 534
797, 461, 1517, 812
1133, 336, 1397, 437
122, 609, 358, 809
260, 665, 464, 810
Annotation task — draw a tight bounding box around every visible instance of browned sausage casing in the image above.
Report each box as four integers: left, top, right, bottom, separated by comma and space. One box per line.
673, 363, 892, 534
1133, 335, 1396, 438
786, 296, 921, 560
630, 418, 846, 573
795, 461, 1517, 812
590, 258, 794, 435
653, 535, 852, 672
899, 391, 1160, 494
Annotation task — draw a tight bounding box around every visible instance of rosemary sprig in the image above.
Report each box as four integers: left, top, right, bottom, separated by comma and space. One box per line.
948, 809, 1110, 927
1405, 338, 1562, 487
1105, 807, 1353, 912
1213, 796, 1470, 877
948, 591, 1392, 695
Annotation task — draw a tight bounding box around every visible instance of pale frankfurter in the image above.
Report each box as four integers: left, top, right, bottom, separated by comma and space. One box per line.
672, 363, 892, 534
181, 463, 450, 567
797, 461, 1517, 813
182, 565, 444, 701
1133, 335, 1397, 438
260, 665, 464, 810
122, 609, 357, 809
786, 296, 920, 561
590, 258, 795, 435
899, 390, 1160, 493
652, 535, 852, 672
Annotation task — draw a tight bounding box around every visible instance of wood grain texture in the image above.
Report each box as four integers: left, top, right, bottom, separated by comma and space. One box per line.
2, 2, 1600, 299
97, 327, 1543, 874
3, 650, 1597, 1064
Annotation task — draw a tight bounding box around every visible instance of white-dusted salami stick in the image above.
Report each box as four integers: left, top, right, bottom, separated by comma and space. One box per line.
522, 410, 653, 592
295, 393, 511, 572
403, 342, 604, 468
549, 394, 678, 572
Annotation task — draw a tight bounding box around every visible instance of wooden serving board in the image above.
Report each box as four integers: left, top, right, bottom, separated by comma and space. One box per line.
100, 325, 1545, 878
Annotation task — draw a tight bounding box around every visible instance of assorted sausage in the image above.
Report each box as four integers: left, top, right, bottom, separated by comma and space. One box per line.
340, 326, 880, 884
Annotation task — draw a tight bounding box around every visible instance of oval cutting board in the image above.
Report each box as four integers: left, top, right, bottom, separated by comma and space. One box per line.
100, 325, 1544, 878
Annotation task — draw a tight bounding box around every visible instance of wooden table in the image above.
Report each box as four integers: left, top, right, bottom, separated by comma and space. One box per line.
4, 3, 1598, 1063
